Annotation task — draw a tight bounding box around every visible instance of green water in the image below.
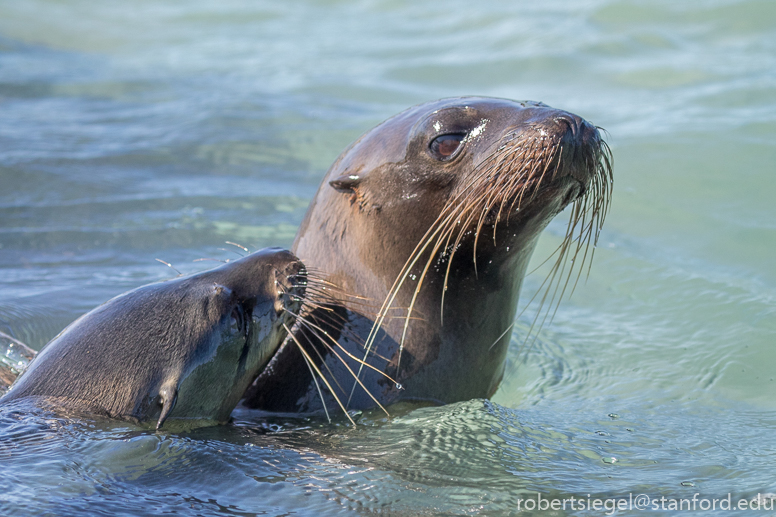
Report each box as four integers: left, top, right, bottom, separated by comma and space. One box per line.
1, 0, 775, 515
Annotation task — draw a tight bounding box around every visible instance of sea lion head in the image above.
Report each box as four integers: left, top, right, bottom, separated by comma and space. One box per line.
164, 247, 307, 428
298, 98, 611, 286
2, 248, 307, 429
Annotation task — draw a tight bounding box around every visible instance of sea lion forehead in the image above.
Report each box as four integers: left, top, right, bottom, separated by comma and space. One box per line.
333, 97, 551, 174
410, 97, 551, 137
333, 106, 419, 174
194, 247, 299, 298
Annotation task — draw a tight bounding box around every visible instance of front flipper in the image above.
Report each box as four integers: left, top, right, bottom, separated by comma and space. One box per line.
156, 381, 178, 430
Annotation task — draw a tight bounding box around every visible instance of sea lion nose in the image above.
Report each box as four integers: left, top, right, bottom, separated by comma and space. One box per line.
553, 113, 600, 147
578, 119, 601, 148
275, 258, 306, 315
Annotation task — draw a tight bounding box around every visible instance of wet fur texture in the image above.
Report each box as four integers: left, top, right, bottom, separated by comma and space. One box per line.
1, 248, 304, 429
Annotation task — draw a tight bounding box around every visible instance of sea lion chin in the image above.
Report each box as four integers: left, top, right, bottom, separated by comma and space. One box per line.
1, 248, 306, 430
244, 96, 613, 414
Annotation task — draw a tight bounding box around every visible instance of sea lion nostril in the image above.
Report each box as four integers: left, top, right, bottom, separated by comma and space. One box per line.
554, 115, 574, 132
579, 120, 600, 146
554, 114, 589, 142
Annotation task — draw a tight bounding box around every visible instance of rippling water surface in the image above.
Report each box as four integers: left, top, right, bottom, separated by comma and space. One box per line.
1, 0, 775, 515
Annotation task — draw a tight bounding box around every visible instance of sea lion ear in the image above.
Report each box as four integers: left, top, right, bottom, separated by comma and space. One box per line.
329, 174, 361, 193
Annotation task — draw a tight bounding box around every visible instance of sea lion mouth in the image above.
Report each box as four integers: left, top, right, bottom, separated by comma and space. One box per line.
451, 116, 610, 234
479, 174, 582, 228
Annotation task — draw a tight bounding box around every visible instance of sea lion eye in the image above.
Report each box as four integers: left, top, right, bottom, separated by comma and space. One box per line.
429, 134, 465, 160
230, 306, 245, 335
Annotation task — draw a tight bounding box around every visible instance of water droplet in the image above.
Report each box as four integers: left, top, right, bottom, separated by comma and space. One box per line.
602, 457, 617, 464
395, 383, 404, 390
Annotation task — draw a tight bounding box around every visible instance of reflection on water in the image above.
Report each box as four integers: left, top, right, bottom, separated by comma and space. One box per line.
3, 399, 775, 515
1, 0, 775, 514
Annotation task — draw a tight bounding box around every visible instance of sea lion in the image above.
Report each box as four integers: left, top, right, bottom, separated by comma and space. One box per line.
244, 97, 612, 414
1, 248, 305, 429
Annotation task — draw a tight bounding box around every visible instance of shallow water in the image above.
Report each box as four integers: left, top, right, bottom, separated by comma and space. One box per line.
1, 0, 775, 515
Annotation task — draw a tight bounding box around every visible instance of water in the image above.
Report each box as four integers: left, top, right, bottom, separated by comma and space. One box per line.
1, 0, 775, 515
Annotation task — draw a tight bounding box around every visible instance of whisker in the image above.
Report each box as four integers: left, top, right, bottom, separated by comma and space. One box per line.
154, 258, 182, 277
225, 241, 250, 253
285, 323, 356, 426
293, 316, 393, 416
488, 322, 515, 351
293, 332, 332, 424
218, 247, 246, 258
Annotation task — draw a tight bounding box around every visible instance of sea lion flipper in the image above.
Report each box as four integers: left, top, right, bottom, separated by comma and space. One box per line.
156, 382, 178, 430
